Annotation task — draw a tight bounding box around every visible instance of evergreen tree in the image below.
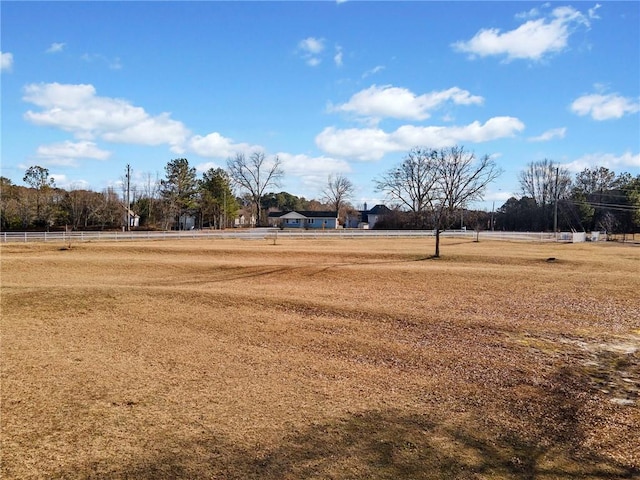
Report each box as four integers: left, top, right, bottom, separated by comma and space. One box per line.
160, 158, 198, 230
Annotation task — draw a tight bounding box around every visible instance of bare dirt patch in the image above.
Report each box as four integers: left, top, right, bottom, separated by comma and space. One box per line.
1, 238, 639, 479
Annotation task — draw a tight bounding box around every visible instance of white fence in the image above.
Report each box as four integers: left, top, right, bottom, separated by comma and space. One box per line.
0, 229, 571, 244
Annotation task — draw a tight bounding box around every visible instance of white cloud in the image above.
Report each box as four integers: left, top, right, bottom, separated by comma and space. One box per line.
103, 114, 189, 148
299, 37, 324, 54
81, 53, 123, 70
570, 93, 640, 120
1, 51, 13, 72
330, 85, 484, 122
316, 127, 397, 161
298, 37, 325, 66
515, 7, 541, 20
528, 127, 567, 142
297, 37, 344, 68
49, 175, 96, 191
486, 189, 514, 203
48, 173, 68, 186
23, 83, 190, 149
588, 4, 602, 20
563, 151, 640, 172
362, 65, 385, 78
394, 117, 525, 146
278, 152, 351, 176
109, 57, 123, 70
187, 132, 261, 159
46, 42, 66, 53
35, 140, 111, 166
24, 82, 96, 108
334, 46, 343, 67
194, 161, 223, 174
278, 152, 352, 196
316, 117, 524, 161
452, 5, 594, 61
66, 180, 92, 190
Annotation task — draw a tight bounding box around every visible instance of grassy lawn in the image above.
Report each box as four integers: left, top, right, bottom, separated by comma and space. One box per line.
1, 237, 638, 479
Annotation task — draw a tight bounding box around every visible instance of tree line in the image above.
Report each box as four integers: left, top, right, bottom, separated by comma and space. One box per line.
2, 147, 639, 243
0, 152, 351, 232
499, 160, 640, 235
373, 153, 640, 238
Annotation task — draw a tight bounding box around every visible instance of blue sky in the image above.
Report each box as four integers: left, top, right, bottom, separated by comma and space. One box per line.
2, 1, 639, 210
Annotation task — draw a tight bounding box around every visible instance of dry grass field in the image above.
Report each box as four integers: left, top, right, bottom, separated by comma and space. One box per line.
1, 237, 639, 479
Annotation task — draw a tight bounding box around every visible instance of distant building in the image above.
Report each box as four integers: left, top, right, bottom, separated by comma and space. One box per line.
179, 214, 196, 230
345, 204, 391, 229
234, 209, 255, 228
268, 210, 339, 229
123, 206, 140, 228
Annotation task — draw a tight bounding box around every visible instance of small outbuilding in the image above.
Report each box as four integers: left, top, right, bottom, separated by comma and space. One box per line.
123, 206, 140, 228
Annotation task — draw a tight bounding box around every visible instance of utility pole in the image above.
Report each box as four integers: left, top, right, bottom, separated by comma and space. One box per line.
553, 166, 559, 238
491, 200, 495, 231
125, 164, 131, 232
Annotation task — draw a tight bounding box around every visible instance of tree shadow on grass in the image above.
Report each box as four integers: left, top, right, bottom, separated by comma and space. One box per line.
236, 390, 637, 480
52, 413, 637, 479
55, 412, 636, 480
50, 367, 638, 480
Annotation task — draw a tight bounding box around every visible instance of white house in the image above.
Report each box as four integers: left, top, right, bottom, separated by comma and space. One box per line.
234, 209, 256, 228
345, 204, 391, 229
268, 210, 339, 229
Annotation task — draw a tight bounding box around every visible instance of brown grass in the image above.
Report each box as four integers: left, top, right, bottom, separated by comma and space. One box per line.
1, 237, 639, 479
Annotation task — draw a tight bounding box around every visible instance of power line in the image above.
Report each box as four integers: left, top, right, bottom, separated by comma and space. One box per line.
580, 191, 636, 199
567, 199, 639, 212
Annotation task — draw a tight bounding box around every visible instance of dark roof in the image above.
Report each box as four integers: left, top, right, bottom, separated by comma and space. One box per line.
268, 210, 338, 218
367, 204, 391, 215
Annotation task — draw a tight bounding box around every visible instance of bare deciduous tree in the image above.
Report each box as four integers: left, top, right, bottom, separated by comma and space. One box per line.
322, 174, 354, 222
431, 146, 501, 257
15, 188, 35, 229
227, 151, 283, 226
574, 167, 616, 195
519, 159, 571, 230
374, 147, 437, 229
140, 171, 161, 227
96, 187, 122, 229
64, 185, 88, 230
375, 146, 500, 257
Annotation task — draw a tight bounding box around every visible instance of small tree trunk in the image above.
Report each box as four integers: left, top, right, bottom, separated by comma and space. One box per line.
253, 199, 261, 227
434, 227, 441, 258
